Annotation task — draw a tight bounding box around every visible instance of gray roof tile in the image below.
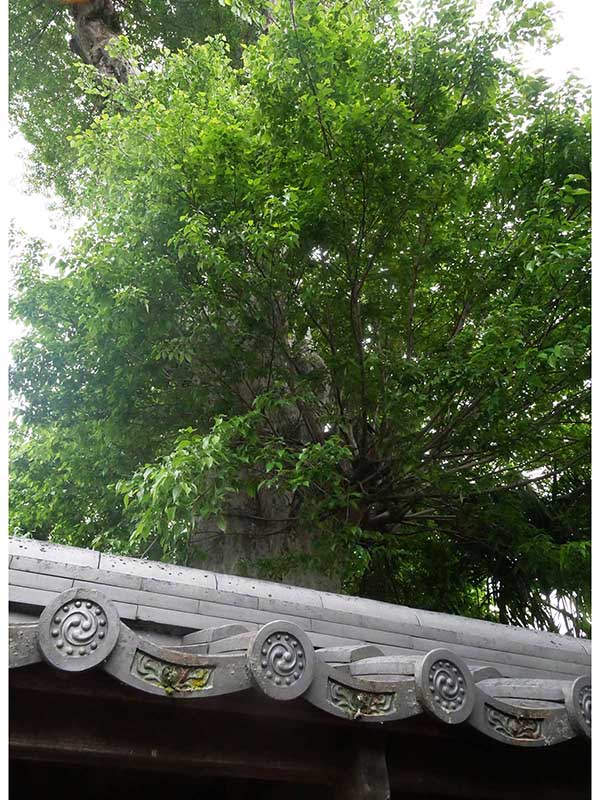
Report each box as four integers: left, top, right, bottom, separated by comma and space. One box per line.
8, 536, 590, 680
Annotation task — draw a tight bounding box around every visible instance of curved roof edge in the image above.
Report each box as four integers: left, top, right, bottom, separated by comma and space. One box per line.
8, 536, 590, 680
9, 587, 592, 748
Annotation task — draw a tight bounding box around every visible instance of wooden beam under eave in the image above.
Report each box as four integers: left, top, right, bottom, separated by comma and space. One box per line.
10, 667, 590, 799
335, 743, 390, 800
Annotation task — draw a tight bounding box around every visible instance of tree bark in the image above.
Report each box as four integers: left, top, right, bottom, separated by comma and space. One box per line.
191, 370, 339, 591
68, 0, 132, 83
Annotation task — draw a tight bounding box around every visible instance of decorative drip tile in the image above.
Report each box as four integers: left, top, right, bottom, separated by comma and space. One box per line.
327, 678, 394, 719
132, 651, 214, 695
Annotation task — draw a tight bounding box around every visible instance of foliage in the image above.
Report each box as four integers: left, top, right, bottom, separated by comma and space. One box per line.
9, 0, 256, 194
10, 0, 590, 633
115, 408, 355, 564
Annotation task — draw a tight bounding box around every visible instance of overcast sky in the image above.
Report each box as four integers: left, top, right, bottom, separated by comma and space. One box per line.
7, 0, 594, 274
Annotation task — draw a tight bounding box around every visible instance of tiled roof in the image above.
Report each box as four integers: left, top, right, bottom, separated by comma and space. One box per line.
9, 537, 591, 747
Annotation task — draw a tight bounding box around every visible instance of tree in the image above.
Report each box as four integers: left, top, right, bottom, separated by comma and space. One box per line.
9, 0, 256, 193
10, 0, 591, 633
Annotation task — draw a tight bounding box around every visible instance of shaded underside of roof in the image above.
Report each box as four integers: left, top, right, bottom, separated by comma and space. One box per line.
10, 664, 591, 800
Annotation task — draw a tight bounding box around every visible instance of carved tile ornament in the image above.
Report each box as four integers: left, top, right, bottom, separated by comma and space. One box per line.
486, 705, 543, 741
565, 675, 591, 737
9, 587, 592, 746
132, 651, 214, 695
247, 620, 315, 700
415, 648, 475, 724
51, 600, 107, 655
328, 679, 394, 719
261, 633, 305, 685
429, 659, 466, 712
38, 587, 120, 672
579, 685, 591, 728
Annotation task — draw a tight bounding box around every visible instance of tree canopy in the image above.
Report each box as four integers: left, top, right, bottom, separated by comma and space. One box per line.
10, 0, 590, 634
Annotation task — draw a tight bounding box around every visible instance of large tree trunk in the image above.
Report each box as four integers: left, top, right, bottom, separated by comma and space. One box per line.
192, 491, 340, 590
68, 0, 132, 83
191, 396, 339, 590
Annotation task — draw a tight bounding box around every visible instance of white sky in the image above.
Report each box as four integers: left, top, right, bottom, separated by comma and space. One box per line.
7, 134, 75, 254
